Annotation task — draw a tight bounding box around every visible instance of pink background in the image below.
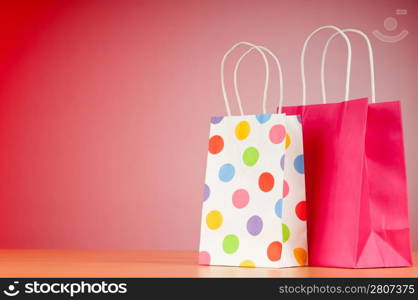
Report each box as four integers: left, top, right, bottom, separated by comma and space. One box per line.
0, 0, 417, 250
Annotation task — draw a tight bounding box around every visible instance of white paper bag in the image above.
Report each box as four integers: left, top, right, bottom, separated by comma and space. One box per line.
198, 42, 307, 268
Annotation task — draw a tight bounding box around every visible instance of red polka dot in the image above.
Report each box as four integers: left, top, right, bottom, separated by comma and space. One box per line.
267, 241, 282, 261
198, 251, 211, 265
283, 180, 289, 198
259, 172, 274, 192
295, 201, 307, 221
208, 135, 224, 154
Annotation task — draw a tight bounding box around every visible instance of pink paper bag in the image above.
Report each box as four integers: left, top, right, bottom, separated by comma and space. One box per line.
282, 98, 412, 268
280, 25, 412, 268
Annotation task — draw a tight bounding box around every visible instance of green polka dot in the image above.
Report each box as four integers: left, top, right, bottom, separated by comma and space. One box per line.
223, 234, 239, 254
243, 147, 259, 166
282, 223, 290, 243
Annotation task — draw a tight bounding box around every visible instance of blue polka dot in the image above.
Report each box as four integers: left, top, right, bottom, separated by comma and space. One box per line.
275, 199, 283, 218
256, 114, 271, 124
296, 114, 302, 124
211, 116, 223, 124
280, 154, 285, 170
294, 154, 304, 174
219, 164, 235, 182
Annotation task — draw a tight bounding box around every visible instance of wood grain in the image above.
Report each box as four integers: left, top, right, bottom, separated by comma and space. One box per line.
0, 250, 416, 278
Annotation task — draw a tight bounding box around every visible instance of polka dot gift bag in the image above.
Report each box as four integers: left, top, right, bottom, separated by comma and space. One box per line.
198, 42, 307, 268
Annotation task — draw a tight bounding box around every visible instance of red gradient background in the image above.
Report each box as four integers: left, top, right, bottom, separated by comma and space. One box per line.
0, 0, 417, 250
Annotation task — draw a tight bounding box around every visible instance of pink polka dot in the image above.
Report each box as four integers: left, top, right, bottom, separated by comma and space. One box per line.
198, 251, 210, 265
283, 180, 289, 198
269, 125, 286, 144
232, 189, 249, 208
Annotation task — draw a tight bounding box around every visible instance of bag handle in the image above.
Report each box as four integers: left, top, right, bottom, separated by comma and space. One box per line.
221, 42, 270, 116
321, 29, 376, 103
301, 25, 352, 105
232, 45, 284, 114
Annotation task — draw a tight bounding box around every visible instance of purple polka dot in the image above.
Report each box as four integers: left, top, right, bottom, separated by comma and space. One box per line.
203, 184, 210, 202
211, 116, 223, 124
280, 154, 285, 170
247, 215, 263, 236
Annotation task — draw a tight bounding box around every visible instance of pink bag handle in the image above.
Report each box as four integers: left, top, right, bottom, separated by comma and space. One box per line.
221, 42, 270, 116
321, 29, 376, 103
232, 46, 285, 114
301, 25, 352, 105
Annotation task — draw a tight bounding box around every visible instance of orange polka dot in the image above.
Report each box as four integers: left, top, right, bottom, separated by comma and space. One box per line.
294, 248, 307, 266
208, 135, 224, 154
267, 241, 282, 261
259, 172, 274, 192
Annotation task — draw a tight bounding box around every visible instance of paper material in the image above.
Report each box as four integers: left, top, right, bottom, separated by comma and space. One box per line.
199, 113, 307, 268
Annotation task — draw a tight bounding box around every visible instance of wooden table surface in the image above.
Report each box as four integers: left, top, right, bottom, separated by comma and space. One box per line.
0, 250, 416, 278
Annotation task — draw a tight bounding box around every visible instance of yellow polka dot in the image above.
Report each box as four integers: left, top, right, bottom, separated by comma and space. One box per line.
206, 210, 223, 230
235, 121, 250, 140
293, 248, 307, 266
239, 260, 255, 268
285, 133, 291, 149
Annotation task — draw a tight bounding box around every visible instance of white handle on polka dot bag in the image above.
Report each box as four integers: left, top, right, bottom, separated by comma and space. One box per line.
232, 45, 285, 114
221, 42, 270, 116
301, 25, 352, 105
320, 29, 376, 103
